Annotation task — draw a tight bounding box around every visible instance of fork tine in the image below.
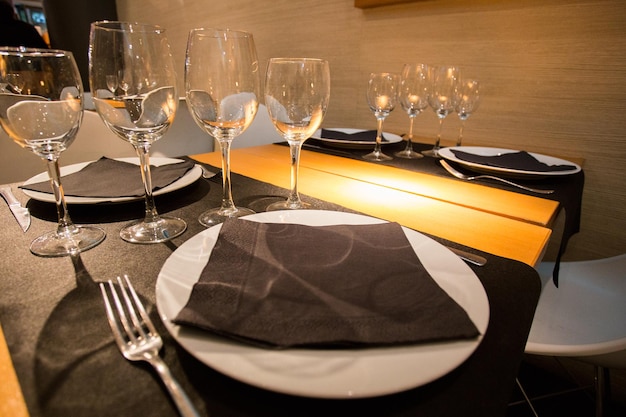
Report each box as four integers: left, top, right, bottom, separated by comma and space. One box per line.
99, 281, 132, 349
116, 275, 149, 342
107, 278, 139, 345
120, 274, 159, 337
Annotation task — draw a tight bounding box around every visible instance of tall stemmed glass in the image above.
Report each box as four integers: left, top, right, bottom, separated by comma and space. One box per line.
89, 21, 185, 243
454, 78, 480, 146
185, 28, 259, 226
422, 65, 460, 157
265, 58, 330, 210
364, 72, 399, 162
0, 48, 106, 256
395, 63, 430, 159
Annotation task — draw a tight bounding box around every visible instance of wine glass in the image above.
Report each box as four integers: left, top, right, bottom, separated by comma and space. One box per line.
265, 58, 330, 210
363, 72, 399, 162
0, 47, 106, 257
422, 65, 460, 157
395, 63, 430, 159
89, 21, 185, 243
454, 78, 480, 146
185, 28, 260, 226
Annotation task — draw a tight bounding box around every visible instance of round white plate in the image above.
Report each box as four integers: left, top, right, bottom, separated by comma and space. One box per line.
438, 146, 580, 178
312, 128, 402, 149
22, 157, 202, 204
156, 210, 489, 399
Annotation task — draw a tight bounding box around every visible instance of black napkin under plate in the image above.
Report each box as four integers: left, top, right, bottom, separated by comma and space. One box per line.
173, 218, 480, 349
20, 157, 195, 198
450, 149, 576, 172
321, 128, 388, 142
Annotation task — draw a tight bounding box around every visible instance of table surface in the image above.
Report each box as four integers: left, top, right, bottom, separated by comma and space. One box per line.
193, 144, 558, 266
0, 143, 558, 417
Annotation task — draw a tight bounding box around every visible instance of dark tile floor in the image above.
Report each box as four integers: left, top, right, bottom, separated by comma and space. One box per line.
506, 357, 626, 417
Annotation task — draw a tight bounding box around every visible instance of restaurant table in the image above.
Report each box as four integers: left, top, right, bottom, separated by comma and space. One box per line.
0, 140, 576, 417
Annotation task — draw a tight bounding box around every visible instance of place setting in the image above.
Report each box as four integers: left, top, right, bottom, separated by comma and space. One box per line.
155, 209, 489, 399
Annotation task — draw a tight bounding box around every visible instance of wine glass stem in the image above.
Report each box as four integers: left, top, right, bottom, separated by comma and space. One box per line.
45, 158, 77, 235
287, 141, 304, 206
405, 115, 415, 151
434, 117, 444, 151
135, 145, 159, 223
457, 121, 465, 146
374, 116, 385, 154
218, 140, 237, 212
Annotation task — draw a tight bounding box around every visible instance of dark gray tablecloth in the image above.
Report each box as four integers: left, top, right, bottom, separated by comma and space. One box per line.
0, 163, 541, 417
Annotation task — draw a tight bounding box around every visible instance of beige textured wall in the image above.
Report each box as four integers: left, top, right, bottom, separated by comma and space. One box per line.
115, 0, 626, 262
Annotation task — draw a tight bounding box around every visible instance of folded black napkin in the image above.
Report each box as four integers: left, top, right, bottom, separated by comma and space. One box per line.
450, 150, 576, 172
174, 218, 480, 349
321, 129, 388, 142
20, 157, 195, 198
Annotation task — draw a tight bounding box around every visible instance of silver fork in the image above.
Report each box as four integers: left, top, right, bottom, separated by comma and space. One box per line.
100, 275, 201, 417
440, 159, 554, 195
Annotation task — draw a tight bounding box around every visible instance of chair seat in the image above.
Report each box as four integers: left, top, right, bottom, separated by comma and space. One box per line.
525, 254, 626, 369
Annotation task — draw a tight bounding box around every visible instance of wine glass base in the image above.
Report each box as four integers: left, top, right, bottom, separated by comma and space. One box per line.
266, 200, 311, 211
363, 150, 393, 162
394, 149, 424, 159
198, 206, 255, 227
120, 216, 187, 244
30, 226, 106, 257
421, 148, 441, 158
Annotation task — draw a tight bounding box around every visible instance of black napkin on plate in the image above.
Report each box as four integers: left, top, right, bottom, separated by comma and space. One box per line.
321, 129, 388, 142
20, 157, 195, 198
173, 218, 480, 349
450, 150, 576, 172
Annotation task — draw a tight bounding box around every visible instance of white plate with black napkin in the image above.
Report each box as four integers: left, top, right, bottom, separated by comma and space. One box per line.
439, 146, 580, 178
312, 128, 403, 149
155, 210, 489, 399
20, 157, 201, 204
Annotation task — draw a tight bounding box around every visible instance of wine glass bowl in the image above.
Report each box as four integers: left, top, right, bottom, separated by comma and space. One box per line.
0, 47, 106, 256
89, 21, 185, 243
423, 65, 460, 157
265, 58, 330, 210
395, 63, 430, 159
185, 28, 260, 226
364, 72, 399, 162
454, 78, 480, 146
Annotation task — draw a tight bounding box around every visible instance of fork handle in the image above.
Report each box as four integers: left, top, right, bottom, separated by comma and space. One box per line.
148, 356, 202, 417
481, 175, 554, 194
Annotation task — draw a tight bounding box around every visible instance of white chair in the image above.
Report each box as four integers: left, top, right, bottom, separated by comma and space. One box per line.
232, 103, 281, 149
152, 101, 280, 156
523, 255, 626, 416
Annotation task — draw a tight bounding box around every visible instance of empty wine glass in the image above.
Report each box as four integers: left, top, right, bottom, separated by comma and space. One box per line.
395, 63, 430, 159
0, 47, 106, 256
185, 28, 260, 226
89, 21, 185, 243
422, 65, 460, 157
454, 78, 480, 146
364, 72, 399, 162
265, 58, 330, 210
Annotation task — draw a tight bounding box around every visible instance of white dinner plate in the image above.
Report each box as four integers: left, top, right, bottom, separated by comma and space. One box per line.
22, 157, 203, 204
312, 128, 402, 149
155, 210, 489, 399
438, 146, 581, 178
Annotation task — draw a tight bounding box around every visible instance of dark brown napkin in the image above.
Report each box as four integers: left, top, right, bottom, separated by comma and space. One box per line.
450, 149, 576, 172
173, 218, 480, 349
20, 157, 195, 198
321, 129, 388, 142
